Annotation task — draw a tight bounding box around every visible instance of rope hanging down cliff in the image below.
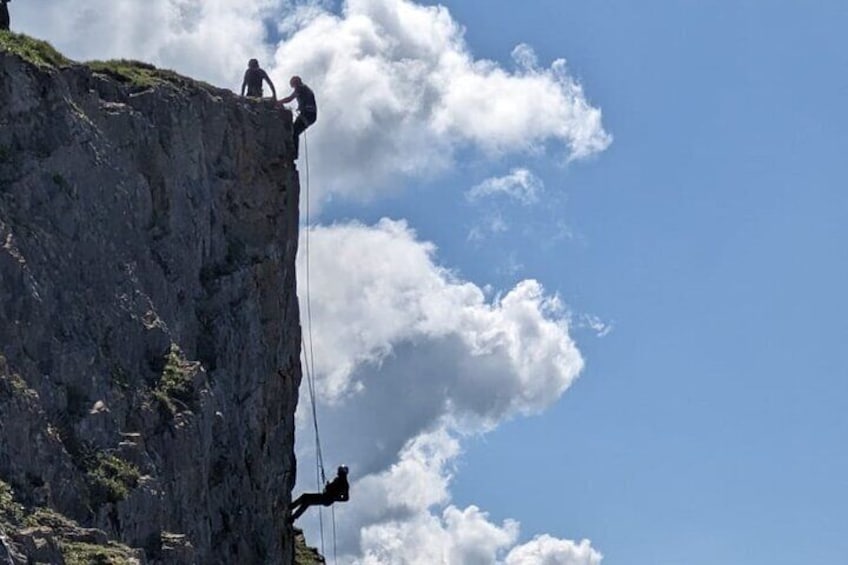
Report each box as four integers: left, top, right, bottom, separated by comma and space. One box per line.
276, 74, 327, 492
300, 130, 328, 549
302, 131, 324, 481
279, 76, 347, 562
297, 130, 346, 565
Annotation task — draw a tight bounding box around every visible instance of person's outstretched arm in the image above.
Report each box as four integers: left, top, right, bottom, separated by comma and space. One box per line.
263, 71, 277, 100
280, 89, 296, 104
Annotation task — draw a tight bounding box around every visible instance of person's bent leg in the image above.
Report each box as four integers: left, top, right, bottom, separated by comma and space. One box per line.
290, 492, 325, 521
291, 503, 308, 521
292, 116, 307, 159
293, 116, 308, 136
303, 111, 317, 129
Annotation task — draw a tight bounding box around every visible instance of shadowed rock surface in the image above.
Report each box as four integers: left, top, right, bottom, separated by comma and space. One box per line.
0, 33, 304, 564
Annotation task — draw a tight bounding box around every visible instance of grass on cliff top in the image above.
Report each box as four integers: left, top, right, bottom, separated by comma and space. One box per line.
0, 30, 71, 68
0, 32, 217, 93
87, 59, 218, 93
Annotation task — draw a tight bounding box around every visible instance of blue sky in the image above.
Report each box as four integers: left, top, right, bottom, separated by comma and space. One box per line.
15, 0, 848, 563
459, 2, 848, 564
320, 1, 848, 563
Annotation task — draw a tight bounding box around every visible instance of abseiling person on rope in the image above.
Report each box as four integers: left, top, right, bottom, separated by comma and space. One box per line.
279, 76, 317, 160
241, 58, 276, 99
289, 465, 349, 523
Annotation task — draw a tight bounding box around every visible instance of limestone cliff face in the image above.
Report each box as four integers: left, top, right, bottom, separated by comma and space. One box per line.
0, 36, 302, 564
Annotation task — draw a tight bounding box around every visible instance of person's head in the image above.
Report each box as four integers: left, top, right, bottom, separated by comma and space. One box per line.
290, 76, 303, 88
337, 465, 349, 477
248, 59, 259, 69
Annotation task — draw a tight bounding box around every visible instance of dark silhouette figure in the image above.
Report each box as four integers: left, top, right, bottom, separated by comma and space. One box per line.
1, 0, 11, 32
279, 76, 317, 160
289, 465, 349, 523
241, 59, 276, 99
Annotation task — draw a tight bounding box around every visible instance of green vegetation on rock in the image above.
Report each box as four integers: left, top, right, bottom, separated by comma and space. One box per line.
86, 453, 140, 507
88, 59, 180, 89
294, 529, 326, 565
23, 506, 77, 530
1, 32, 217, 95
153, 343, 199, 414
0, 480, 24, 526
0, 355, 37, 401
87, 59, 217, 93
0, 369, 37, 402
1, 483, 139, 563
61, 541, 139, 565
0, 31, 71, 68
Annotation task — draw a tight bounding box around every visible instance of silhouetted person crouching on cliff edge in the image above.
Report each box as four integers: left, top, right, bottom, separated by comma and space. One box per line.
1, 0, 11, 32
279, 76, 317, 161
289, 465, 349, 523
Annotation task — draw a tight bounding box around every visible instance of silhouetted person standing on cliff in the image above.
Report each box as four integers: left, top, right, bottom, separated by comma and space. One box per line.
1, 0, 11, 32
279, 76, 317, 160
289, 465, 349, 523
241, 59, 276, 99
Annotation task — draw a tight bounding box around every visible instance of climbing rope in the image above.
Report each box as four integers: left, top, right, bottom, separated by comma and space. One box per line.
300, 128, 328, 556
303, 129, 323, 482
332, 504, 338, 564
300, 341, 326, 554
300, 127, 340, 564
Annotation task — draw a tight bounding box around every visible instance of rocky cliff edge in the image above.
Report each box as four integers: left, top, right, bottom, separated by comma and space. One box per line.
0, 32, 303, 564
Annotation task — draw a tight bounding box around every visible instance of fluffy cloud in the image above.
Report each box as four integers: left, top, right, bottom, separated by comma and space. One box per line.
299, 218, 582, 417
14, 0, 279, 87
16, 0, 610, 205
359, 503, 519, 565
273, 0, 611, 201
467, 169, 544, 205
505, 536, 603, 565
296, 220, 599, 563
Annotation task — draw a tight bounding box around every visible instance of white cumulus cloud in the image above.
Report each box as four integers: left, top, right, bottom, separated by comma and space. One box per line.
274, 0, 611, 202
299, 218, 582, 417
296, 220, 598, 563
505, 536, 603, 565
